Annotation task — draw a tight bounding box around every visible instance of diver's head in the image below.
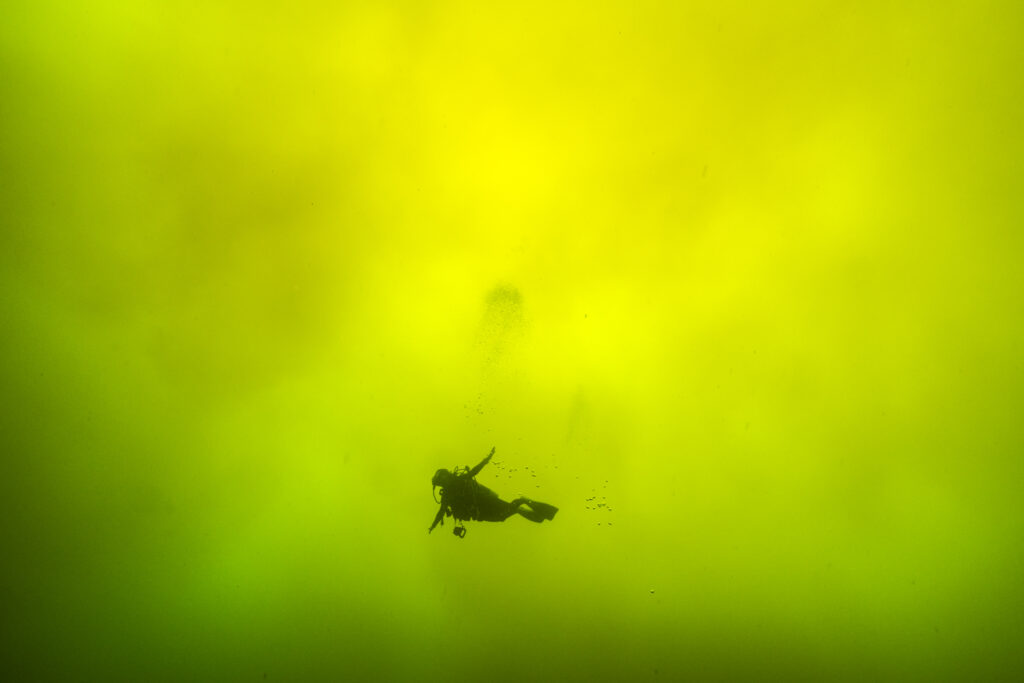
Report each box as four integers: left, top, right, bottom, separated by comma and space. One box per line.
432, 468, 453, 488
432, 468, 455, 502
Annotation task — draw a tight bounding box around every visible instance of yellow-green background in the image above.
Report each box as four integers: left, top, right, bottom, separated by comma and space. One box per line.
2, 1, 1022, 680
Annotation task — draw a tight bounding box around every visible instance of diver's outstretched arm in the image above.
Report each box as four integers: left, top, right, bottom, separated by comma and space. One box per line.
429, 503, 446, 533
468, 447, 496, 478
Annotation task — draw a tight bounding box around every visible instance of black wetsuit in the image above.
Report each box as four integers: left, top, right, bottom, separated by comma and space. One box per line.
438, 476, 519, 524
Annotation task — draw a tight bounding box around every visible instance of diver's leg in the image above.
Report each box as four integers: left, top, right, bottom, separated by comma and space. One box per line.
507, 497, 558, 522
488, 497, 540, 522
501, 497, 546, 523
476, 498, 522, 522
479, 497, 559, 523
515, 505, 546, 523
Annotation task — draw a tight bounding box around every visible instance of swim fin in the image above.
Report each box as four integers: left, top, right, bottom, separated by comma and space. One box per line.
528, 500, 558, 521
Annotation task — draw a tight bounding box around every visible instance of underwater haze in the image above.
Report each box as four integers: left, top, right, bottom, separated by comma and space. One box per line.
2, 1, 1023, 680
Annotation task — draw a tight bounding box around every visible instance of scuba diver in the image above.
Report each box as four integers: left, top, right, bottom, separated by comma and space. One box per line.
429, 447, 558, 538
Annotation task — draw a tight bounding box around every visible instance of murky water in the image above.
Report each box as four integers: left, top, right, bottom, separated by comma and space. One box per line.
2, 1, 1023, 680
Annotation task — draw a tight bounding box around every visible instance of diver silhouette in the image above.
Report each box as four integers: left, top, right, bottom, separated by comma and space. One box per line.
429, 448, 558, 537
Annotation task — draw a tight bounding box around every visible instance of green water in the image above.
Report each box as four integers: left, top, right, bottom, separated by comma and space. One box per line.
2, 1, 1023, 680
